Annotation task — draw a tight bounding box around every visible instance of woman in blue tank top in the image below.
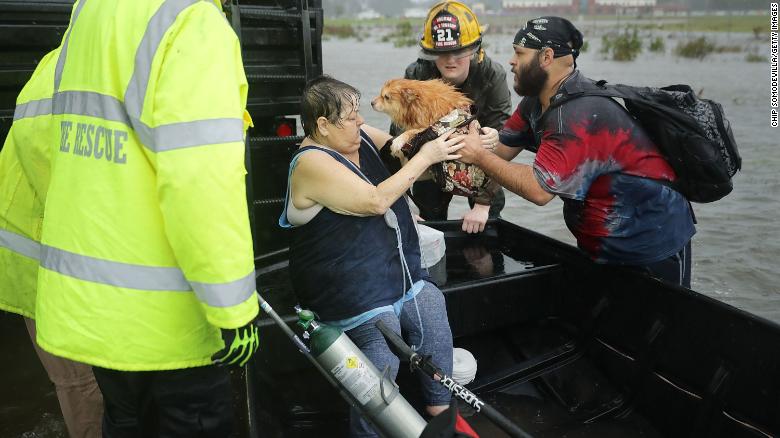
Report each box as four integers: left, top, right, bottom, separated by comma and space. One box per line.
280, 76, 463, 437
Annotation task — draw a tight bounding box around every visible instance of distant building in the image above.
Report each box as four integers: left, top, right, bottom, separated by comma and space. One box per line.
593, 0, 655, 5
403, 7, 429, 18
404, 3, 487, 17
356, 9, 382, 20
502, 0, 657, 15
502, 0, 579, 15
588, 0, 656, 14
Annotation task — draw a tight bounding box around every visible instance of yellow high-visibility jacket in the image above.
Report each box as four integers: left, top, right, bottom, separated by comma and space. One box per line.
36, 0, 259, 371
0, 49, 60, 318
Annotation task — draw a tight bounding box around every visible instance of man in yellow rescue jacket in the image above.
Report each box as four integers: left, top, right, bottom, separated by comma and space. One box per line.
33, 0, 260, 435
0, 47, 103, 438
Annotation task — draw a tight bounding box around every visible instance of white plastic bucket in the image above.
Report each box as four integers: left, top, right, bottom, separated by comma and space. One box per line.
452, 347, 477, 385
417, 223, 445, 269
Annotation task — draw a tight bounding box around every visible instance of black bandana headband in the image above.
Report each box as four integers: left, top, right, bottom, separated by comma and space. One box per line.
513, 17, 583, 60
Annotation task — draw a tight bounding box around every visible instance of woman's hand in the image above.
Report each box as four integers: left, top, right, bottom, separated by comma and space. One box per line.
417, 129, 463, 165
480, 126, 499, 151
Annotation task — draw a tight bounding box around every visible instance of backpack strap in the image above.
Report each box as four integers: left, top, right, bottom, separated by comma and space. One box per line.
547, 80, 636, 110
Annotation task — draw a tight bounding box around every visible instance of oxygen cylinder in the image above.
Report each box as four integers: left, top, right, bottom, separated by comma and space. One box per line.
298, 309, 427, 438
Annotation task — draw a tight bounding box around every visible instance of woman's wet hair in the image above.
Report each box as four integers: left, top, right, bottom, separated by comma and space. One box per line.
300, 75, 361, 137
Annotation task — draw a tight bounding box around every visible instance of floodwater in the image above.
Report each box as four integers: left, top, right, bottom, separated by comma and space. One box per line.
322, 27, 780, 325
4, 22, 779, 438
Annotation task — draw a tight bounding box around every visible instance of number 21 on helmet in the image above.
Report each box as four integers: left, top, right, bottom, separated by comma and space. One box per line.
418, 1, 484, 62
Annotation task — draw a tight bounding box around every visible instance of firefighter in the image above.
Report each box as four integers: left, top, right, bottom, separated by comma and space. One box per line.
0, 47, 103, 438
32, 0, 259, 435
391, 1, 512, 234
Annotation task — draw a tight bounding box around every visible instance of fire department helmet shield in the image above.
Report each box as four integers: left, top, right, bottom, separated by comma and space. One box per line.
430, 10, 461, 51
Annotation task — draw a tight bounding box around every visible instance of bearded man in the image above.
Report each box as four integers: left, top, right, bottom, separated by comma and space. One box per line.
457, 16, 696, 287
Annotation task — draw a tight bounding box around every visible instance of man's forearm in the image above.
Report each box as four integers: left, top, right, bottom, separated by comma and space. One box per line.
474, 152, 554, 205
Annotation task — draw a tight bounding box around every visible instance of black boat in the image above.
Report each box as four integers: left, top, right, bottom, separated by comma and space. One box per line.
249, 216, 780, 437
1, 2, 778, 437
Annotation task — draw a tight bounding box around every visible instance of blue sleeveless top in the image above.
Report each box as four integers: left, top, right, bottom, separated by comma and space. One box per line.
279, 131, 425, 321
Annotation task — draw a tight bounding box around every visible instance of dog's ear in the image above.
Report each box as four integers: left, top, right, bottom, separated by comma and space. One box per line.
401, 88, 418, 102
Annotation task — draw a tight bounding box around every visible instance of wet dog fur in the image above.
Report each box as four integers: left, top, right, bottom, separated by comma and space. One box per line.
371, 78, 473, 132
371, 78, 473, 166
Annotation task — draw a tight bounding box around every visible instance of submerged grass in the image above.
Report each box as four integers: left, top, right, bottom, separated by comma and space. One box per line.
648, 36, 665, 53
326, 15, 768, 34
324, 24, 357, 39
675, 36, 716, 59
323, 14, 770, 42
380, 21, 418, 48
715, 44, 744, 53
601, 28, 643, 61
636, 15, 768, 34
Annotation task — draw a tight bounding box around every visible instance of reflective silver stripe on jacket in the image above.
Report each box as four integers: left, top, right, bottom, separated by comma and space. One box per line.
53, 0, 242, 152
123, 0, 243, 150
40, 245, 255, 307
190, 271, 256, 308
122, 0, 245, 151
53, 0, 88, 93
52, 91, 131, 125
41, 245, 190, 291
124, 0, 199, 121
151, 118, 244, 152
13, 98, 53, 121
0, 229, 41, 261
52, 90, 243, 151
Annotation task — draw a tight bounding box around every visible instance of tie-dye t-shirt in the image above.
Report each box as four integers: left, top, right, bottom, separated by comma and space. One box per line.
499, 71, 695, 265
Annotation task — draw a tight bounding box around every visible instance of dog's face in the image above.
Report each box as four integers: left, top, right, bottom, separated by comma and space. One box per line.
370, 79, 414, 121
371, 78, 472, 131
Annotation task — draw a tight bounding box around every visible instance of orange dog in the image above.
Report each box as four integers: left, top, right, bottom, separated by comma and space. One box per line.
371, 78, 473, 131
371, 79, 497, 200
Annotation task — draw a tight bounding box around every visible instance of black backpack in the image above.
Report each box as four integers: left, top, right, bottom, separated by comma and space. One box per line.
547, 80, 741, 203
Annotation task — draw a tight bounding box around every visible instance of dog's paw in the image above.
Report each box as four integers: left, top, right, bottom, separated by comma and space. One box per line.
391, 129, 421, 158
389, 138, 405, 159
